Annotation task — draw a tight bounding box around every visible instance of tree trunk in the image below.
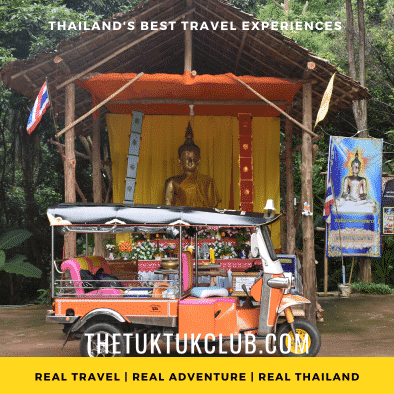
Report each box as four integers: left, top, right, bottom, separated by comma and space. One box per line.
357, 0, 371, 283
9, 273, 14, 304
346, 0, 371, 282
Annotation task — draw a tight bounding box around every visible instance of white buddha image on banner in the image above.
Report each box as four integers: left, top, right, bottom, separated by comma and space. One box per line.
333, 150, 377, 215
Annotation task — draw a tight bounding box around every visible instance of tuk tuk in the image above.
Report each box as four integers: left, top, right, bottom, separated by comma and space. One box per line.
46, 203, 321, 357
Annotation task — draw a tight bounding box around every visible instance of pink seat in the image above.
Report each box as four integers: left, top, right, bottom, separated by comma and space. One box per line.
179, 296, 237, 305
83, 288, 123, 297
61, 257, 121, 297
182, 251, 193, 293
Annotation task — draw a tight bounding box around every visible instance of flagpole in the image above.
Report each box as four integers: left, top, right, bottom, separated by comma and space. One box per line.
45, 78, 58, 134
330, 181, 345, 282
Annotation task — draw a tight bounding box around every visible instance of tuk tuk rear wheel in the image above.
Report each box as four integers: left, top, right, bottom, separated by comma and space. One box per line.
80, 323, 126, 357
275, 318, 321, 357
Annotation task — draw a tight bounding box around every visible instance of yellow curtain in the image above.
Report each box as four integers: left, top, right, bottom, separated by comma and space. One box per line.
107, 115, 235, 208
107, 114, 280, 248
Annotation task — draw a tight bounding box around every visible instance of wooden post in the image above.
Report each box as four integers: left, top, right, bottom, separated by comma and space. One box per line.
324, 228, 328, 293
64, 82, 77, 258
92, 109, 105, 257
301, 82, 317, 323
184, 0, 193, 72
323, 172, 328, 294
184, 22, 192, 72
285, 111, 296, 255
56, 72, 144, 138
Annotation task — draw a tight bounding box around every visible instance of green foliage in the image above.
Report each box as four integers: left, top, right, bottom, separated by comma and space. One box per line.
0, 0, 97, 58
77, 234, 95, 256
0, 0, 130, 303
64, 0, 145, 18
0, 229, 32, 250
373, 238, 394, 283
36, 288, 49, 305
0, 229, 42, 278
0, 250, 5, 270
351, 281, 393, 294
228, 0, 261, 13
4, 254, 42, 278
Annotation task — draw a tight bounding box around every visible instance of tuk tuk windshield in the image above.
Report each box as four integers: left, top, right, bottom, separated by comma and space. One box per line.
261, 225, 278, 261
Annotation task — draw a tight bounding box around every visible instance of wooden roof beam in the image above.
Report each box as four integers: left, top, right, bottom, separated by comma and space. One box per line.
56, 72, 144, 138
197, 0, 360, 100
110, 98, 288, 106
236, 77, 318, 138
23, 73, 37, 90
193, 47, 230, 74
193, 8, 305, 80
149, 48, 184, 71
193, 36, 251, 75
235, 30, 248, 73
249, 33, 358, 101
56, 8, 195, 90
111, 30, 184, 72
11, 1, 166, 80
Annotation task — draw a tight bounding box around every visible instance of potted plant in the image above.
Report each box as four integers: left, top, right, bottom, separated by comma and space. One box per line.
105, 243, 116, 260
153, 245, 165, 260
130, 241, 155, 260
117, 240, 133, 260
165, 243, 177, 257
220, 242, 236, 259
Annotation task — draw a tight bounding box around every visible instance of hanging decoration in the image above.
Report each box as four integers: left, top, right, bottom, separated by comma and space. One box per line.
238, 113, 253, 212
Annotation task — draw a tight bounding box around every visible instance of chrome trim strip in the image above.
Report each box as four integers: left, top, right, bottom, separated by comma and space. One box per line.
71, 308, 126, 332
46, 315, 79, 324
258, 273, 273, 336
125, 316, 177, 327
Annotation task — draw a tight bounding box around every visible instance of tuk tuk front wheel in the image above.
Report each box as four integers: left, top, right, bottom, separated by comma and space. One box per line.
80, 323, 126, 357
275, 318, 321, 357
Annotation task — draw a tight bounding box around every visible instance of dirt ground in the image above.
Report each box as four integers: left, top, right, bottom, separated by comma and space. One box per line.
0, 293, 393, 357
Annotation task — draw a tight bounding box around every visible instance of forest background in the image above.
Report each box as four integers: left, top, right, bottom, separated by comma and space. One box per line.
0, 0, 393, 304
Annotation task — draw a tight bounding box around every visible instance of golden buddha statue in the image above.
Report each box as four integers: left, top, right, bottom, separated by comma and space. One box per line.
164, 123, 221, 208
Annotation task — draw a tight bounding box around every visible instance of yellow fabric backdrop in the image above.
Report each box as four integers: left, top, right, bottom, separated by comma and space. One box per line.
106, 114, 280, 248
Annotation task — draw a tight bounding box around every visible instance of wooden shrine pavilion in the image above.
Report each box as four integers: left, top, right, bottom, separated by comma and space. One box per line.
0, 0, 370, 320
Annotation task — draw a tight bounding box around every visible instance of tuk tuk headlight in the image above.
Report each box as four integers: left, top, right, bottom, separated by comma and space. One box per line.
267, 276, 291, 289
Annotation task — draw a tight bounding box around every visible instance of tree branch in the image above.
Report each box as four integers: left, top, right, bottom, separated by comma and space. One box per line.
271, 0, 284, 10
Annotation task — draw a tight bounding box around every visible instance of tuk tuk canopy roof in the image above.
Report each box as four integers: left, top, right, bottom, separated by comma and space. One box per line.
47, 203, 279, 232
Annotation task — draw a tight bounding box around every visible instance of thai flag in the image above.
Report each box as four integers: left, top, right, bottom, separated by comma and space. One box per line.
323, 179, 334, 223
27, 82, 50, 134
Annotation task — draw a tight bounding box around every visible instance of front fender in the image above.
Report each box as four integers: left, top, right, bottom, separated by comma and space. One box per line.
71, 308, 128, 332
277, 294, 310, 314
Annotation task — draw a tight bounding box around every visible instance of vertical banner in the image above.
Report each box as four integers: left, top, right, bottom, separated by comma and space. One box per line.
381, 179, 394, 235
326, 136, 383, 257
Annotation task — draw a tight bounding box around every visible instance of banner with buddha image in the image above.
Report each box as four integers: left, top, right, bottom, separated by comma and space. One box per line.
325, 136, 383, 257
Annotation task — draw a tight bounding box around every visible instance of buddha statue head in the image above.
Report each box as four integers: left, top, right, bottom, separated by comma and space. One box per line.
164, 122, 221, 208
351, 151, 362, 176
178, 122, 201, 174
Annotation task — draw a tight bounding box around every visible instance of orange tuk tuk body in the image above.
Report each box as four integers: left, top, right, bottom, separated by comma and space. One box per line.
46, 203, 321, 357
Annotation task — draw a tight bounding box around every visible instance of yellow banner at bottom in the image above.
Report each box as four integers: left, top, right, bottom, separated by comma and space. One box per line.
1, 357, 391, 393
